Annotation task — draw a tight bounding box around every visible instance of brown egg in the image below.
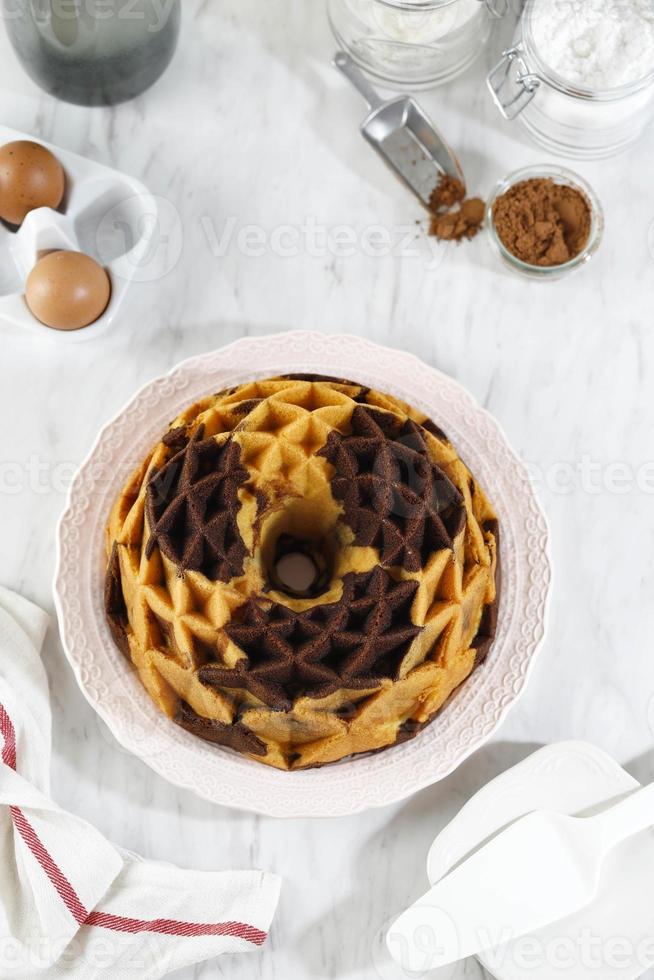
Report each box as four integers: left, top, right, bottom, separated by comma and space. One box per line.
26, 251, 111, 331
0, 140, 65, 226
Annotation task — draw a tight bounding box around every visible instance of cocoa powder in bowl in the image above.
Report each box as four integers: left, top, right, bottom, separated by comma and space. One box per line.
492, 177, 592, 268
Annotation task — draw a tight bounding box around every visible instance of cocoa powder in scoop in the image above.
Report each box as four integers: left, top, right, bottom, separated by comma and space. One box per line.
492, 178, 591, 267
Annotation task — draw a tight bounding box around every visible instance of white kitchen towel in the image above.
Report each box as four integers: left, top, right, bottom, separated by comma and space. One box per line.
0, 586, 281, 979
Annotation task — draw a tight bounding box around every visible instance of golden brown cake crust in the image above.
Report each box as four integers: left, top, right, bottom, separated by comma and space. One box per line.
104, 376, 499, 770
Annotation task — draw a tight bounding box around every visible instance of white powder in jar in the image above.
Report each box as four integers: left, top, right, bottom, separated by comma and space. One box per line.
530, 0, 654, 90
346, 0, 481, 43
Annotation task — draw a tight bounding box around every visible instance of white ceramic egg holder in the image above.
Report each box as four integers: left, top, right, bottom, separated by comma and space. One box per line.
0, 124, 157, 343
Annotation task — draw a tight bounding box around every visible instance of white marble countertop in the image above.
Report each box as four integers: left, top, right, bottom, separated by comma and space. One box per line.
2, 2, 654, 978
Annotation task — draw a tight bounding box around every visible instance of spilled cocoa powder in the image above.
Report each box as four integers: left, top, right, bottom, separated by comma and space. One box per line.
428, 175, 485, 243
492, 177, 591, 267
430, 175, 465, 211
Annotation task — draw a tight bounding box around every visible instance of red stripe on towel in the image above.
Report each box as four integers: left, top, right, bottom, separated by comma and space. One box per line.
0, 700, 267, 946
0, 704, 16, 770
86, 911, 267, 944
10, 804, 89, 924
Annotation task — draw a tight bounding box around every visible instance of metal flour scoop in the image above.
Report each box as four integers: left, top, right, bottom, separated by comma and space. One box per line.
333, 51, 465, 211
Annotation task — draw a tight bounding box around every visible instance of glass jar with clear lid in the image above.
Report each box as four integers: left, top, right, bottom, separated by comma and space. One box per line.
487, 0, 654, 159
328, 0, 507, 90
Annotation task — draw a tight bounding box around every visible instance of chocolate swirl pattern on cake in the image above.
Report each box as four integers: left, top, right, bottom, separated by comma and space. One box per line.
200, 569, 421, 711
319, 406, 465, 571
145, 426, 249, 582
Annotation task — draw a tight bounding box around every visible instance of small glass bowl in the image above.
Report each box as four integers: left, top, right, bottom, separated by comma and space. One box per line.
486, 165, 604, 281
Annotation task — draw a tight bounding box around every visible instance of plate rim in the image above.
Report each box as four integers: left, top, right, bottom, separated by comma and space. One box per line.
53, 330, 552, 818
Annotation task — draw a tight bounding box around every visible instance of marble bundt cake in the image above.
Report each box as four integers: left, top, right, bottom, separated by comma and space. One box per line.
104, 375, 499, 770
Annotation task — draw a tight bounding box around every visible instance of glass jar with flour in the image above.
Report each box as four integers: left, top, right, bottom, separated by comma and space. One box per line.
328, 0, 507, 89
488, 0, 654, 158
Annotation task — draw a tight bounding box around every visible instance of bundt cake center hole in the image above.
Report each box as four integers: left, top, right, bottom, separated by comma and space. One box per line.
275, 552, 319, 595
269, 533, 332, 599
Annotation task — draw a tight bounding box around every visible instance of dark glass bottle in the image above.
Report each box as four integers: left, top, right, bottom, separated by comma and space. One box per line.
3, 0, 181, 106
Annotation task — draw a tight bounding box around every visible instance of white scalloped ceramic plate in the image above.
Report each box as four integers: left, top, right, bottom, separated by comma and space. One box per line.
53, 331, 551, 818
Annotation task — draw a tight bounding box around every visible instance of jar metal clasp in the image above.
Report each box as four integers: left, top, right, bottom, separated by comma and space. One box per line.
487, 45, 541, 120
482, 0, 509, 18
